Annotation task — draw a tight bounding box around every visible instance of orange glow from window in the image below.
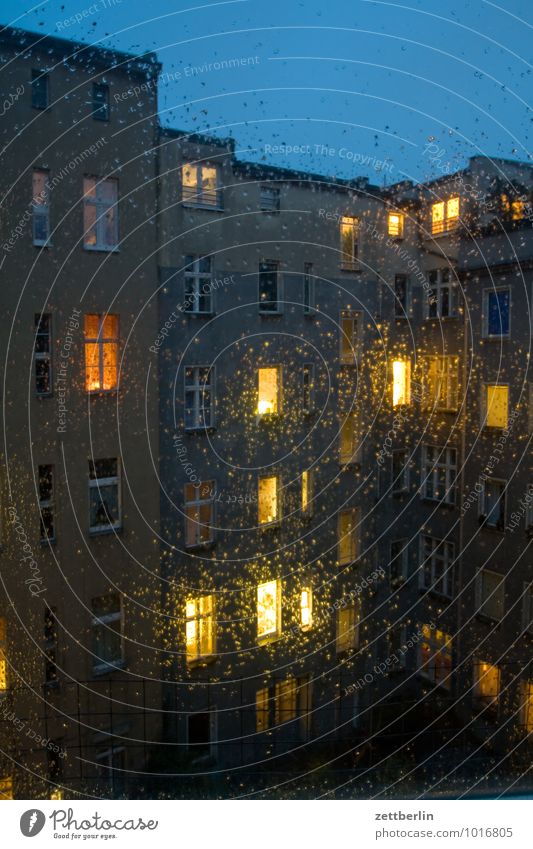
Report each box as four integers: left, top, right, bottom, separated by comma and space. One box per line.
84, 314, 118, 392
388, 212, 403, 237
257, 580, 279, 640
257, 367, 279, 414
300, 587, 313, 630
392, 360, 411, 406
258, 476, 279, 524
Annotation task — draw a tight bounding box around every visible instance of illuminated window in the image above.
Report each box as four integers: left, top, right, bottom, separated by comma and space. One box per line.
476, 569, 505, 621
0, 777, 13, 800
50, 788, 63, 800
483, 288, 510, 338
392, 359, 411, 406
394, 274, 410, 318
184, 481, 215, 547
260, 185, 280, 212
258, 677, 311, 733
258, 475, 280, 525
338, 508, 359, 565
501, 194, 525, 221
419, 626, 452, 688
425, 268, 458, 318
301, 470, 313, 515
31, 68, 49, 109
44, 607, 58, 687
34, 313, 52, 395
185, 595, 215, 663
303, 263, 315, 314
391, 449, 409, 494
423, 356, 459, 411
389, 539, 408, 587
89, 458, 120, 533
38, 464, 55, 542
184, 256, 214, 314
32, 168, 50, 245
521, 681, 533, 733
275, 676, 297, 724
0, 618, 7, 695
300, 587, 313, 630
484, 384, 508, 428
339, 413, 361, 465
431, 196, 460, 234
522, 582, 533, 634
185, 366, 214, 429
181, 163, 220, 207
256, 687, 270, 731
339, 309, 362, 363
388, 211, 404, 238
91, 593, 123, 672
336, 603, 359, 653
257, 366, 280, 415
480, 478, 506, 530
340, 216, 359, 269
258, 261, 281, 312
83, 177, 118, 250
84, 314, 119, 392
257, 579, 280, 641
419, 535, 454, 598
473, 660, 500, 707
421, 445, 457, 505
92, 82, 109, 121
302, 363, 315, 413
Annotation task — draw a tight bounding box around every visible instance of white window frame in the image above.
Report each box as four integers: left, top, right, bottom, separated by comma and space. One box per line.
181, 162, 221, 208
419, 534, 454, 598
91, 593, 124, 673
184, 366, 215, 430
84, 314, 119, 393
480, 477, 506, 530
340, 215, 359, 270
475, 569, 505, 621
424, 268, 458, 319
89, 459, 121, 534
391, 449, 409, 495
184, 256, 214, 314
421, 444, 457, 505
482, 287, 511, 339
258, 260, 282, 313
259, 185, 280, 212
32, 168, 50, 246
83, 177, 119, 251
339, 309, 362, 363
184, 481, 215, 548
431, 196, 460, 235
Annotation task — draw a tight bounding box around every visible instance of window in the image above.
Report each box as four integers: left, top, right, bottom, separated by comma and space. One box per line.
32, 169, 50, 245
185, 366, 214, 428
257, 579, 281, 641
422, 356, 459, 411
91, 593, 123, 671
483, 288, 510, 338
425, 269, 457, 319
387, 625, 408, 670
257, 366, 280, 415
389, 539, 408, 587
302, 363, 315, 413
338, 508, 359, 565
92, 82, 109, 120
431, 196, 460, 234
473, 660, 500, 708
84, 314, 119, 392
394, 274, 410, 318
256, 687, 270, 732
258, 475, 280, 525
38, 464, 55, 542
257, 678, 312, 734
258, 261, 281, 312
184, 481, 215, 547
89, 458, 121, 533
275, 676, 297, 725
185, 595, 215, 663
336, 603, 359, 653
340, 216, 358, 269
34, 313, 52, 395
480, 479, 506, 530
44, 607, 58, 686
392, 359, 411, 406
303, 263, 315, 314
391, 450, 409, 494
339, 310, 362, 363
388, 212, 404, 238
522, 582, 533, 634
31, 69, 49, 109
501, 194, 525, 221
419, 535, 454, 598
184, 256, 214, 314
95, 744, 125, 794
300, 587, 313, 631
476, 569, 505, 621
339, 413, 361, 466
529, 384, 533, 433
181, 163, 220, 207
83, 177, 118, 250
521, 681, 533, 733
187, 713, 214, 756
0, 777, 13, 800
301, 470, 313, 515
419, 626, 452, 688
483, 384, 509, 429
0, 618, 7, 695
421, 444, 457, 505
260, 185, 280, 212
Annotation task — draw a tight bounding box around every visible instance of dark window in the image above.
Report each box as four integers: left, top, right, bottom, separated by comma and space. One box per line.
89, 458, 121, 532
303, 263, 314, 313
34, 314, 52, 395
92, 593, 122, 668
394, 274, 409, 317
187, 712, 211, 754
47, 745, 62, 783
39, 465, 55, 542
302, 363, 315, 412
258, 261, 280, 312
44, 607, 58, 686
31, 70, 49, 109
389, 539, 407, 586
92, 83, 109, 120
487, 290, 510, 337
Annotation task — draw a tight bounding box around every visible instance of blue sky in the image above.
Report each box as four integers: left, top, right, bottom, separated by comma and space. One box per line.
2, 0, 532, 183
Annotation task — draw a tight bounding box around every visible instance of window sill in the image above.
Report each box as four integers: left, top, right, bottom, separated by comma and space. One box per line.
420, 496, 456, 509
86, 389, 118, 396
92, 659, 126, 677
182, 202, 224, 213
39, 537, 56, 547
184, 426, 216, 433
89, 525, 123, 537
35, 392, 54, 399
184, 311, 215, 318
186, 655, 217, 669
475, 613, 502, 626
83, 245, 120, 253
259, 309, 283, 316
33, 241, 53, 248
185, 540, 216, 551
340, 265, 361, 273
482, 335, 510, 342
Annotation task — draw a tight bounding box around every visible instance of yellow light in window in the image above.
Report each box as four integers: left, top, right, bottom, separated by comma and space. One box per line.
447, 196, 460, 222
0, 777, 13, 800
257, 580, 279, 640
477, 661, 500, 700
486, 385, 508, 428
256, 687, 269, 731
512, 200, 525, 220
300, 588, 313, 630
392, 359, 411, 407
431, 201, 445, 233
185, 595, 214, 662
50, 788, 63, 800
388, 212, 403, 237
301, 471, 311, 513
524, 682, 533, 733
257, 367, 279, 415
258, 475, 279, 524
